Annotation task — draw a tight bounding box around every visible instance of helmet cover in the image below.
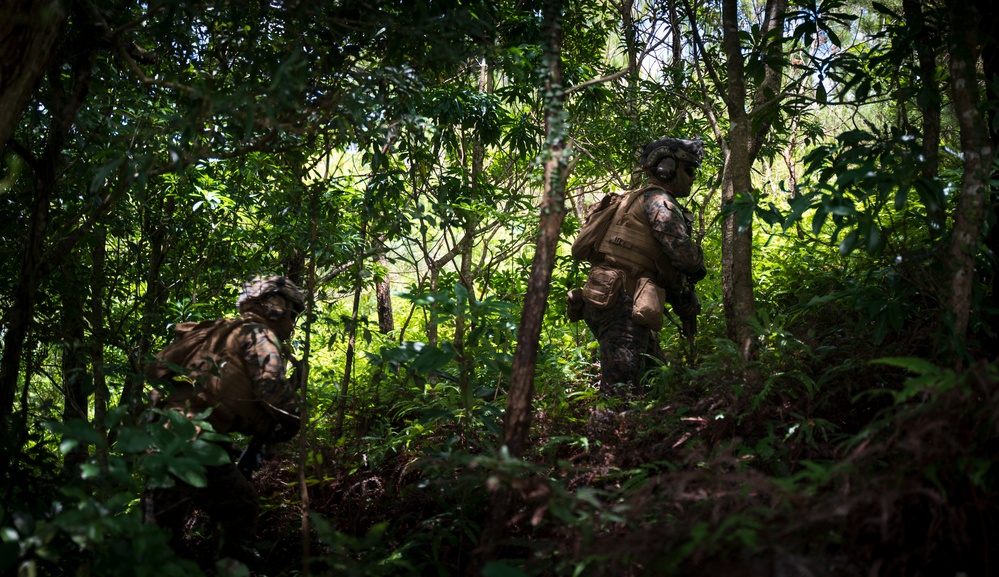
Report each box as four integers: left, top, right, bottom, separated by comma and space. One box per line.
237, 276, 305, 315
640, 137, 705, 171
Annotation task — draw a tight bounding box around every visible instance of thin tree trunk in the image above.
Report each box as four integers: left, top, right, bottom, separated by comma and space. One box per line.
91, 227, 110, 493
503, 2, 568, 462
1, 26, 95, 427
621, 0, 644, 188
298, 188, 318, 576
973, 0, 998, 354
125, 195, 172, 413
903, 0, 944, 235
426, 267, 440, 347
334, 218, 367, 440
454, 57, 492, 410
945, 0, 993, 347
473, 0, 569, 570
375, 236, 394, 335
668, 0, 684, 89
720, 0, 756, 359
717, 0, 787, 361
59, 263, 89, 479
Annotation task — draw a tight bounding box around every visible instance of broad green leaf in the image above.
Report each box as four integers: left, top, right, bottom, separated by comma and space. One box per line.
870, 357, 940, 375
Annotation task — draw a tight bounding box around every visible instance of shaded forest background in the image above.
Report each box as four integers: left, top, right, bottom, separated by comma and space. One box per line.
1, 0, 997, 575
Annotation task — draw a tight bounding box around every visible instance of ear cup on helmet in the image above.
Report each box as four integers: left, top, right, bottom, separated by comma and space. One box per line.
655, 157, 677, 181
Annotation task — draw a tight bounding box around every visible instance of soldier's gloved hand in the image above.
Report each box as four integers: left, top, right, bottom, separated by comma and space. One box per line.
685, 264, 707, 283
672, 291, 701, 319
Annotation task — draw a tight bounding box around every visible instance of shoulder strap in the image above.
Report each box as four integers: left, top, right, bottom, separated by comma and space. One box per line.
614, 186, 649, 222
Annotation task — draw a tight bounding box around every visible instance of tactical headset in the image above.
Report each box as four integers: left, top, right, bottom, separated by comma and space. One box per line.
652, 156, 679, 181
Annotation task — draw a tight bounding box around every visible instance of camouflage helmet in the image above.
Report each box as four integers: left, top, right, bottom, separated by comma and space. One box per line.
640, 136, 705, 180
237, 276, 305, 315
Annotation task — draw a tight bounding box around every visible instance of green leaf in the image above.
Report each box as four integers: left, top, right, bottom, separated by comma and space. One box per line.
168, 458, 208, 488
870, 357, 940, 375
755, 202, 782, 227
411, 344, 456, 373
811, 205, 829, 235
162, 410, 198, 440
187, 440, 231, 466
783, 194, 814, 229
871, 1, 901, 18
115, 428, 153, 453
45, 420, 104, 452
838, 229, 859, 255
824, 25, 842, 48
90, 158, 124, 193
865, 224, 882, 254
894, 185, 909, 210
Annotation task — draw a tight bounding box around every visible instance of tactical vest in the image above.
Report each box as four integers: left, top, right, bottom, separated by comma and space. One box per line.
146, 316, 283, 438
596, 185, 682, 292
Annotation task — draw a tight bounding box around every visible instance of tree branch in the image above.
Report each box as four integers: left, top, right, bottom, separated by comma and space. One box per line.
682, 0, 731, 109
563, 68, 630, 95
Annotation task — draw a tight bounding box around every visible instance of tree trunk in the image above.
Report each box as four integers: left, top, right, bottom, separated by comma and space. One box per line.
717, 0, 787, 361
668, 0, 684, 89
334, 217, 367, 440
720, 0, 756, 359
0, 0, 66, 158
973, 0, 999, 354
124, 195, 172, 413
299, 190, 319, 574
502, 2, 568, 463
903, 0, 944, 235
91, 227, 110, 492
0, 181, 52, 422
59, 263, 89, 479
375, 238, 394, 335
0, 25, 95, 425
474, 0, 568, 571
945, 0, 993, 346
455, 57, 491, 411
621, 0, 645, 188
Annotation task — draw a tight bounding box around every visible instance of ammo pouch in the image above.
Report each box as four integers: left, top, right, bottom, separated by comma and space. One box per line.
582, 267, 623, 309
566, 289, 584, 322
631, 276, 666, 331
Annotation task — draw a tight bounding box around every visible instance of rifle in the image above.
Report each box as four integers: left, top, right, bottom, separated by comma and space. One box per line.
236, 436, 266, 479
666, 284, 699, 367
681, 315, 697, 367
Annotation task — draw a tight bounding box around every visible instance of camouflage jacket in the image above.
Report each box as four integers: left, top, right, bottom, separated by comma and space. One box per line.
639, 186, 705, 278
147, 312, 301, 442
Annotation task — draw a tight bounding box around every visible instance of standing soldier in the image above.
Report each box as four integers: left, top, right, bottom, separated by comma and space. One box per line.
144, 276, 305, 561
572, 137, 707, 394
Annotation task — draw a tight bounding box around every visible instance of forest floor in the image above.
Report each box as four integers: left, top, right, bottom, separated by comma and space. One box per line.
181, 336, 999, 576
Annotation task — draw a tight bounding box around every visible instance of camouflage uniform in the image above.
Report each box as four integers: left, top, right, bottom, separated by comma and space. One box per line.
145, 276, 304, 559
581, 138, 705, 394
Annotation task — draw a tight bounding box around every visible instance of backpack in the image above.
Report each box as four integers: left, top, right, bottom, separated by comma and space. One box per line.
147, 318, 248, 387
571, 189, 644, 262
147, 317, 299, 439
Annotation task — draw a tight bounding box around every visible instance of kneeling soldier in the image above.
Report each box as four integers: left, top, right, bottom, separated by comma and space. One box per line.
145, 276, 305, 560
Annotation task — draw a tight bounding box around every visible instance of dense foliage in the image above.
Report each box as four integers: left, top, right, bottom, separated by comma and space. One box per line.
1, 0, 996, 575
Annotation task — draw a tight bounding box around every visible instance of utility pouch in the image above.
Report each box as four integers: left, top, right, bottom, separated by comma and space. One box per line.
582, 267, 623, 309
631, 276, 666, 331
566, 289, 584, 322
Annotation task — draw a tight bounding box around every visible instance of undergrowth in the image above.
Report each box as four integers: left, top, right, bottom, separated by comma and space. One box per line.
3, 299, 997, 577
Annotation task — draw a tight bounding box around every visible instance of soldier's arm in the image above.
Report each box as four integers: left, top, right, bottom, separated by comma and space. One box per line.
239, 324, 302, 441
642, 190, 705, 279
